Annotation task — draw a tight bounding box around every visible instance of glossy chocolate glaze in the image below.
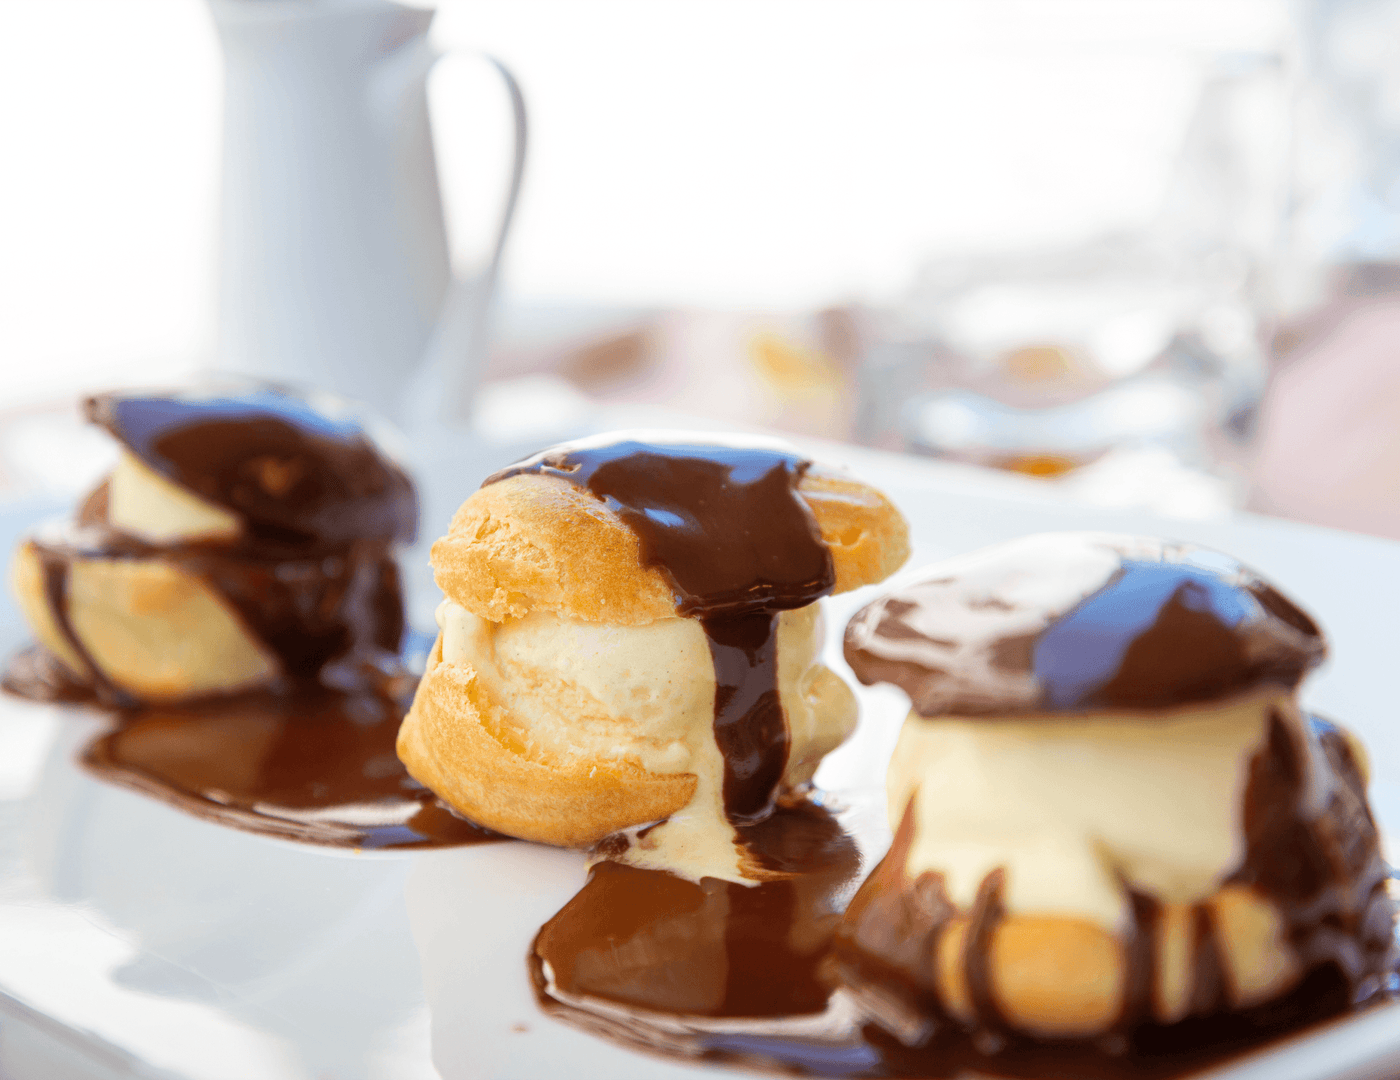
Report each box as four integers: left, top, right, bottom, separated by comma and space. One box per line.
533, 786, 1397, 1078
487, 437, 835, 823
844, 534, 1325, 717
81, 681, 501, 849
86, 386, 416, 547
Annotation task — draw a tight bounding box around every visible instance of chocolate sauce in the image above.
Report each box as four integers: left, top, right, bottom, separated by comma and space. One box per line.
534, 790, 1398, 1079
534, 802, 862, 1018
1, 645, 93, 703
487, 438, 835, 823
85, 386, 416, 548
844, 534, 1325, 718
32, 539, 119, 700
81, 683, 500, 849
962, 868, 1011, 1036
1231, 713, 1398, 989
704, 612, 788, 822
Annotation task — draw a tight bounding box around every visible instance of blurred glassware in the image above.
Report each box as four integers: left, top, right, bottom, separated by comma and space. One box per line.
208, 0, 525, 425
1241, 1, 1400, 542
1284, 0, 1400, 307
853, 50, 1291, 518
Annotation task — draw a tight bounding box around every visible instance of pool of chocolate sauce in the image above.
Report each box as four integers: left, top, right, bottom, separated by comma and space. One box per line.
532, 796, 1398, 1079
78, 680, 499, 850
488, 438, 835, 824
2, 636, 498, 850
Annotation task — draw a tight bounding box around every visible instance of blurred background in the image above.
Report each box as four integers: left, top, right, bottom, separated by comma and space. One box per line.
2, 0, 1399, 539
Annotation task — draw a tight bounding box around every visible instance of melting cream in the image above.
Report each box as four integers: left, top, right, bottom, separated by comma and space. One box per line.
888, 694, 1288, 928
437, 599, 855, 883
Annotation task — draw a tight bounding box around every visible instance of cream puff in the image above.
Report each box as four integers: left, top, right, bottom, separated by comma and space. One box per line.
834, 533, 1396, 1043
397, 432, 909, 880
7, 384, 415, 704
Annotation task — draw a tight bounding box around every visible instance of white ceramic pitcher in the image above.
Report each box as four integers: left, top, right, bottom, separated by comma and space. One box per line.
207, 0, 526, 421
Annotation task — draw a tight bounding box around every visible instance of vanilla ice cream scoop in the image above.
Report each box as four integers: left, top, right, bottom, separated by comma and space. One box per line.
836, 533, 1395, 1042
397, 432, 910, 881
6, 383, 416, 704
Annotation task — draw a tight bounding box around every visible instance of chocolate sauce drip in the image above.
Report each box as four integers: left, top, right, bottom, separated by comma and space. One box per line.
25, 540, 130, 704
962, 869, 1010, 1036
1230, 712, 1397, 988
4, 467, 115, 707
1110, 890, 1158, 1038
86, 387, 416, 547
704, 612, 787, 822
844, 534, 1325, 718
487, 438, 835, 823
533, 795, 1398, 1078
1188, 906, 1230, 1017
81, 683, 500, 850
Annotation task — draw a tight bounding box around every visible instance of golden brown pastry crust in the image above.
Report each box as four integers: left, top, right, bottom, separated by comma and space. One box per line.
397, 634, 698, 845
430, 465, 911, 624
927, 885, 1297, 1038
10, 541, 277, 700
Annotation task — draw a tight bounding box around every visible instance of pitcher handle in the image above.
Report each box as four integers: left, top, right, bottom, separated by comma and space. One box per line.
422, 51, 528, 422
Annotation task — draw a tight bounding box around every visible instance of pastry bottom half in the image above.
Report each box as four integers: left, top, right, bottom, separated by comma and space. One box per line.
10, 537, 404, 702
12, 540, 276, 701
397, 633, 697, 846
835, 738, 1396, 1044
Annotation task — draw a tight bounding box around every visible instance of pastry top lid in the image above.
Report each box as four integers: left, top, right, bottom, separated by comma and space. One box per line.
486, 434, 833, 618
432, 431, 910, 624
844, 532, 1325, 717
86, 384, 417, 548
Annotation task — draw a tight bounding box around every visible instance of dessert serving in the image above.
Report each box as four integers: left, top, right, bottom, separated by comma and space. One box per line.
7, 384, 414, 704
4, 384, 493, 849
837, 533, 1397, 1053
527, 531, 1396, 1079
397, 431, 909, 880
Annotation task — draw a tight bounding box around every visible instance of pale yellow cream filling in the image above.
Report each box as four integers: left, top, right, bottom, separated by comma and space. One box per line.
108, 451, 240, 544
888, 694, 1292, 929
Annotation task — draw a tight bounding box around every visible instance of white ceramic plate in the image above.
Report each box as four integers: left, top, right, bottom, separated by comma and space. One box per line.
0, 446, 1395, 1080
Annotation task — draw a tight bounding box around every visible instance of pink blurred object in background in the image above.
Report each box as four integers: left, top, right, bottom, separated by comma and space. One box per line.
1253, 297, 1400, 541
